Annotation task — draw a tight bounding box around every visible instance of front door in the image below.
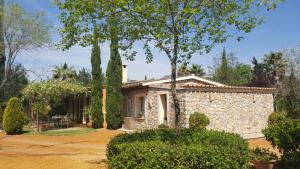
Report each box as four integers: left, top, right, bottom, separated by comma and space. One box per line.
158, 94, 167, 125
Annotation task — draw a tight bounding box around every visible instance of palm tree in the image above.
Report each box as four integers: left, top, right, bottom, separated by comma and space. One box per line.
52, 63, 76, 80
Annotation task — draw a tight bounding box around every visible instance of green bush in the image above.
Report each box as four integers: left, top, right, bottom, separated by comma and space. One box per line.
250, 148, 278, 161
189, 112, 210, 130
267, 111, 286, 125
107, 129, 250, 169
262, 117, 300, 155
2, 97, 25, 134
158, 124, 169, 129
275, 151, 300, 169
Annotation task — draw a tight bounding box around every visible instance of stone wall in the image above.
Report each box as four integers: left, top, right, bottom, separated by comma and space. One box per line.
132, 87, 273, 138
182, 90, 274, 137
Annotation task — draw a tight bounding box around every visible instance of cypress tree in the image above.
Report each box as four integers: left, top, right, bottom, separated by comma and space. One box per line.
90, 29, 103, 128
0, 0, 5, 91
218, 48, 230, 84
106, 14, 123, 129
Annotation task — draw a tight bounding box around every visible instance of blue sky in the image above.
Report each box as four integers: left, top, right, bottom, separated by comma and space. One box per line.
10, 0, 300, 81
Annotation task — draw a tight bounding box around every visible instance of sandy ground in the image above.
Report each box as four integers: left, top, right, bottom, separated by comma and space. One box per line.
0, 129, 121, 169
0, 129, 276, 169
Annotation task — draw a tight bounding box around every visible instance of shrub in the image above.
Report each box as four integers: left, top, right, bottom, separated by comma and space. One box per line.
107, 129, 250, 169
158, 124, 169, 129
250, 148, 278, 161
262, 117, 300, 155
275, 151, 300, 169
3, 97, 25, 134
267, 111, 286, 125
189, 112, 210, 130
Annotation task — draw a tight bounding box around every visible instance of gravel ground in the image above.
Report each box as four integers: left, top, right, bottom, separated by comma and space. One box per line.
0, 129, 276, 169
0, 128, 121, 169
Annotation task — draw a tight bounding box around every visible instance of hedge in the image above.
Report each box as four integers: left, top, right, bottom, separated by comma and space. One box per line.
107, 129, 250, 169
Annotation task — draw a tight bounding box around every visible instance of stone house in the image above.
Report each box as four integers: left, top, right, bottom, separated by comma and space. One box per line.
121, 66, 275, 138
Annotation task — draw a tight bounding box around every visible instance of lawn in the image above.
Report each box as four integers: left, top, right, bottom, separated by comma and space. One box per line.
22, 126, 97, 136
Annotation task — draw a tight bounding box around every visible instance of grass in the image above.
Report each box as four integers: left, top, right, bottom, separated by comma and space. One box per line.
22, 126, 97, 136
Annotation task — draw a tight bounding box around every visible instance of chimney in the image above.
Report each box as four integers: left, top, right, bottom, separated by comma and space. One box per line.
122, 64, 128, 83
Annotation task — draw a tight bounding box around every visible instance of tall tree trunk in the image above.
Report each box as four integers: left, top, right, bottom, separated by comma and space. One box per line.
171, 35, 181, 135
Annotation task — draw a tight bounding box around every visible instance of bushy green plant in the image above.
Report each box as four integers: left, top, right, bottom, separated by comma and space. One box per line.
250, 148, 278, 161
263, 117, 300, 155
2, 97, 25, 134
107, 129, 250, 169
189, 112, 210, 130
275, 151, 300, 169
158, 124, 169, 129
267, 111, 286, 125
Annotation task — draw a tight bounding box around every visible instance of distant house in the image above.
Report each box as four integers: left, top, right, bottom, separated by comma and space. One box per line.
121, 65, 275, 139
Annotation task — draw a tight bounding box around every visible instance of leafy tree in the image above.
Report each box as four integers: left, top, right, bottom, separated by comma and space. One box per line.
249, 57, 269, 87
212, 49, 253, 86
106, 13, 123, 129
75, 68, 92, 86
56, 0, 280, 132
178, 63, 205, 77
0, 3, 51, 88
0, 64, 28, 105
3, 97, 25, 134
32, 101, 51, 132
263, 52, 288, 89
285, 65, 300, 119
0, 0, 4, 88
90, 30, 103, 128
231, 64, 253, 86
52, 62, 76, 80
122, 1, 279, 132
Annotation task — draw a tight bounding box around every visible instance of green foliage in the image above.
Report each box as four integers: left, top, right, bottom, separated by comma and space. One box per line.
106, 19, 123, 129
22, 80, 88, 102
178, 63, 205, 77
262, 117, 300, 155
0, 64, 28, 105
75, 68, 92, 86
107, 129, 250, 169
189, 112, 210, 130
275, 151, 300, 169
0, 0, 5, 89
250, 148, 278, 161
32, 101, 51, 120
212, 49, 253, 86
90, 33, 103, 129
158, 124, 169, 129
57, 0, 280, 130
52, 62, 76, 80
1, 2, 51, 103
267, 111, 286, 125
2, 97, 25, 134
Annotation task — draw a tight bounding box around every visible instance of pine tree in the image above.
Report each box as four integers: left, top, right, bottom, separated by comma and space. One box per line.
106, 14, 123, 129
90, 29, 103, 128
0, 0, 5, 93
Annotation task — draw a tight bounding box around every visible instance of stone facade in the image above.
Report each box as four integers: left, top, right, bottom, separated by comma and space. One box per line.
122, 82, 274, 138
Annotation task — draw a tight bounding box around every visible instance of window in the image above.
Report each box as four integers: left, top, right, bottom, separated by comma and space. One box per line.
135, 96, 145, 118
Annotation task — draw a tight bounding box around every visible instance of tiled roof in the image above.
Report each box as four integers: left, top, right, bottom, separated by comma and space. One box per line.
181, 83, 276, 93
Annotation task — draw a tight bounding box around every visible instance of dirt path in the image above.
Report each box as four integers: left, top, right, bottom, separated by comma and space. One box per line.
0, 129, 121, 169
0, 129, 276, 169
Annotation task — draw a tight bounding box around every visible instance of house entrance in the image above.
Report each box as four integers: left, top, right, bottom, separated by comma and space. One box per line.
158, 94, 167, 125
